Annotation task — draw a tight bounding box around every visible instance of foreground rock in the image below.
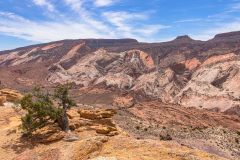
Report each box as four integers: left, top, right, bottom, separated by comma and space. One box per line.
30, 126, 66, 144
0, 88, 23, 104
0, 106, 230, 160
74, 135, 226, 160
69, 108, 119, 136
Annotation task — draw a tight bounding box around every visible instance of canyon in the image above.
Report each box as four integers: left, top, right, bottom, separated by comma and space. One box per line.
0, 31, 240, 159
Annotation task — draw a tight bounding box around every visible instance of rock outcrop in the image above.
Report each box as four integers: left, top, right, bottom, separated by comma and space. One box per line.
0, 89, 23, 105
68, 108, 119, 136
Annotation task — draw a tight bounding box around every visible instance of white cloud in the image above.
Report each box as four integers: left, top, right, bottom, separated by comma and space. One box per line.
33, 0, 55, 12
0, 11, 168, 43
63, 0, 85, 12
0, 12, 109, 42
94, 0, 117, 7
103, 11, 147, 33
102, 11, 168, 39
63, 0, 113, 35
62, 1, 166, 40
0, 0, 169, 43
103, 11, 147, 26
136, 25, 170, 36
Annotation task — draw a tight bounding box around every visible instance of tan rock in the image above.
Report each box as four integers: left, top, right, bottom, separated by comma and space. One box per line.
92, 118, 116, 127
0, 96, 6, 106
78, 109, 116, 120
95, 125, 117, 135
74, 136, 109, 160
67, 109, 80, 119
69, 119, 93, 130
0, 89, 23, 102
92, 136, 227, 160
32, 126, 65, 143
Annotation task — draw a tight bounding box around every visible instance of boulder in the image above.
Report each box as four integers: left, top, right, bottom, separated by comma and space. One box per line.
0, 89, 23, 102
70, 108, 118, 136
67, 109, 80, 119
78, 109, 116, 120
95, 126, 117, 135
32, 126, 65, 143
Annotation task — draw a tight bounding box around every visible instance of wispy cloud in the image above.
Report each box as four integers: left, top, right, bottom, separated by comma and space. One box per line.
103, 11, 147, 31
0, 9, 167, 42
63, 0, 85, 12
175, 18, 202, 23
32, 0, 55, 12
0, 11, 113, 42
229, 1, 240, 11
0, 0, 168, 43
102, 11, 169, 40
94, 0, 117, 7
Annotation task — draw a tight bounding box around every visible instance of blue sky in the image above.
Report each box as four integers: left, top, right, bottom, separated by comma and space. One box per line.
0, 0, 240, 50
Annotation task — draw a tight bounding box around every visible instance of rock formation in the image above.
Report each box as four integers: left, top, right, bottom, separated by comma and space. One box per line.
0, 31, 239, 114
0, 88, 23, 105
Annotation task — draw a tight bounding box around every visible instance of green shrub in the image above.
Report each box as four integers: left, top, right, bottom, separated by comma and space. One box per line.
20, 84, 75, 135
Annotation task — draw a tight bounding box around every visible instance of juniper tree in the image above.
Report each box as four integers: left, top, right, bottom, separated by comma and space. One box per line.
20, 87, 62, 135
20, 84, 75, 135
54, 83, 76, 132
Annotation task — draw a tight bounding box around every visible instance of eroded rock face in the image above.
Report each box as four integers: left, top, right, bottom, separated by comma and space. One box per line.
68, 108, 119, 136
0, 88, 23, 103
47, 49, 120, 86
78, 109, 116, 120
47, 49, 155, 89
0, 33, 240, 114
174, 59, 240, 111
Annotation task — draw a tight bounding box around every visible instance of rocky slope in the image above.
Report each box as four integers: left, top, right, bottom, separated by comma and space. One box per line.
0, 31, 239, 114
0, 104, 232, 160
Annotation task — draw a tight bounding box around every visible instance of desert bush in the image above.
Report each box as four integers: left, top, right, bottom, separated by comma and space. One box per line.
20, 84, 75, 135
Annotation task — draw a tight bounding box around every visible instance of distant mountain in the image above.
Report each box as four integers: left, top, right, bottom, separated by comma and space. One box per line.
0, 31, 239, 115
